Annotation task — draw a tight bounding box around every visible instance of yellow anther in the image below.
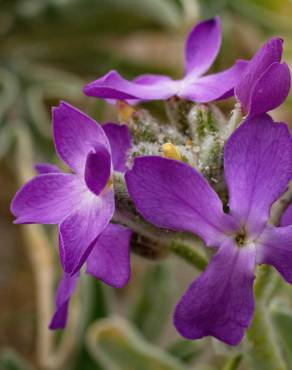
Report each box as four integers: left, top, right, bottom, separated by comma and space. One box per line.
162, 143, 182, 161
106, 176, 113, 188
102, 176, 113, 194
116, 101, 135, 123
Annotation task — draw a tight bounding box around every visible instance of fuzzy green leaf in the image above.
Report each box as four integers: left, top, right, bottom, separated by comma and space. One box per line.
86, 317, 188, 370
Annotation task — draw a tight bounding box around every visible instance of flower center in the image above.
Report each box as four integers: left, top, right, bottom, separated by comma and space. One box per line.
234, 231, 247, 247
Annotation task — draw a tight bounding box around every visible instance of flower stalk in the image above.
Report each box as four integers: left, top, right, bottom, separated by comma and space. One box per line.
245, 265, 287, 370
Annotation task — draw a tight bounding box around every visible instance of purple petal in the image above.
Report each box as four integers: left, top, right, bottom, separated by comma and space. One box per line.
257, 225, 292, 284
235, 38, 283, 112
83, 70, 175, 101
224, 114, 292, 235
86, 223, 132, 288
84, 145, 111, 196
133, 74, 174, 85
184, 17, 221, 77
59, 189, 114, 274
180, 60, 248, 103
104, 74, 174, 105
11, 174, 86, 224
248, 62, 291, 116
49, 272, 79, 330
174, 241, 255, 345
102, 123, 132, 173
126, 156, 237, 248
35, 163, 61, 174
53, 101, 109, 174
281, 205, 292, 227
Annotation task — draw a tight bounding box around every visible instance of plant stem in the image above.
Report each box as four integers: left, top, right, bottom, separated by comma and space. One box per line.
168, 239, 207, 271
245, 265, 287, 370
246, 304, 286, 370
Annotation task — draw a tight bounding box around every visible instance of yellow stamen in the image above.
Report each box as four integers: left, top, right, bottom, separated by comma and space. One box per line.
106, 176, 113, 189
102, 176, 113, 194
162, 143, 182, 161
116, 101, 135, 123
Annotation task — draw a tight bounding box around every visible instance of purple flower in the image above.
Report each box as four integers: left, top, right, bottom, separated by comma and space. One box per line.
235, 38, 291, 117
11, 101, 133, 328
83, 17, 247, 104
125, 114, 292, 345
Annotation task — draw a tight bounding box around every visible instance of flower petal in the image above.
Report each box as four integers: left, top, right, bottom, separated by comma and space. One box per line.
34, 163, 61, 174
257, 225, 292, 284
224, 114, 292, 235
49, 272, 79, 330
102, 123, 132, 173
248, 62, 291, 117
11, 174, 85, 224
53, 101, 109, 174
133, 74, 173, 85
235, 38, 283, 112
84, 145, 111, 196
86, 223, 132, 288
126, 156, 236, 248
180, 60, 248, 103
59, 189, 114, 274
184, 17, 221, 77
83, 70, 175, 101
281, 205, 292, 227
174, 241, 255, 345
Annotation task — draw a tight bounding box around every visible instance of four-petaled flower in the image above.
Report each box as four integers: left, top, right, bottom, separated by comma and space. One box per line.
83, 17, 247, 104
126, 114, 292, 345
11, 101, 132, 328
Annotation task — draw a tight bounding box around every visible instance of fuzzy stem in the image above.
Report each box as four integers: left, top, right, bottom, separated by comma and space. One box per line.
168, 239, 207, 271
245, 266, 287, 370
224, 103, 242, 140
254, 265, 272, 300
246, 305, 286, 370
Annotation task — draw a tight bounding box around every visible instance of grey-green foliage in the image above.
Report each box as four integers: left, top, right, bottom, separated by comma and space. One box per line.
0, 349, 36, 370
271, 304, 292, 369
86, 317, 188, 370
222, 354, 242, 370
130, 262, 176, 342
166, 339, 203, 363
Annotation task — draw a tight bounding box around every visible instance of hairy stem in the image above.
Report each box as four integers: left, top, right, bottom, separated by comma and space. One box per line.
245, 266, 287, 370
246, 304, 286, 370
168, 239, 207, 271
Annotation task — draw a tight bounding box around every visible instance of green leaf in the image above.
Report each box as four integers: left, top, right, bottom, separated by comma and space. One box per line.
130, 262, 176, 342
86, 317, 188, 370
222, 354, 242, 370
71, 277, 112, 370
246, 303, 287, 370
166, 339, 202, 363
271, 304, 292, 368
0, 349, 36, 370
0, 67, 19, 123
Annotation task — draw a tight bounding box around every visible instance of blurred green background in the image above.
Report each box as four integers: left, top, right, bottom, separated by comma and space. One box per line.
1, 1, 292, 369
